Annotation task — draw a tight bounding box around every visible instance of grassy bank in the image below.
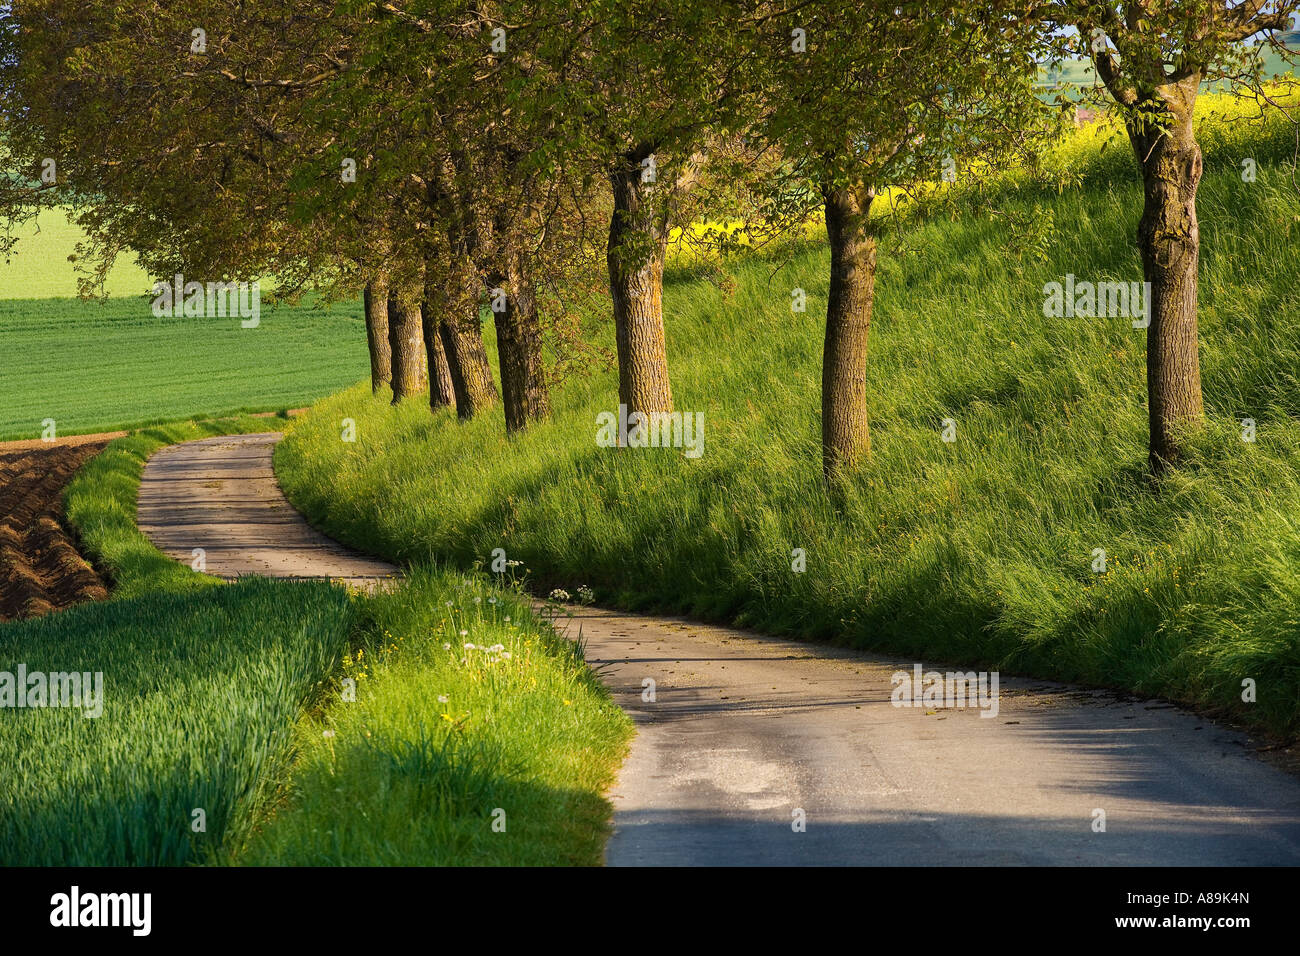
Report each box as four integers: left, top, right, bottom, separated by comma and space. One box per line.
240, 567, 631, 866
276, 112, 1300, 737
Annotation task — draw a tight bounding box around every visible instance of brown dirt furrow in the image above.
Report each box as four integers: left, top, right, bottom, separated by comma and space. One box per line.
0, 441, 111, 621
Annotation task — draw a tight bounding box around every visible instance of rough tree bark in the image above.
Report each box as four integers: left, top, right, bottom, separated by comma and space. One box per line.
607, 150, 674, 417
489, 233, 550, 433
437, 300, 498, 420
386, 285, 426, 404
1125, 76, 1205, 471
425, 162, 497, 420
421, 282, 457, 412
363, 279, 391, 394
821, 185, 877, 479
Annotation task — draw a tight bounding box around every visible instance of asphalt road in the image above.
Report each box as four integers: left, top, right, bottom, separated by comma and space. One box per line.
563, 608, 1300, 865
137, 432, 398, 588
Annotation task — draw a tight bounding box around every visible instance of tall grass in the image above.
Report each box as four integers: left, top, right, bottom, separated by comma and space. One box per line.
276, 113, 1300, 737
0, 578, 352, 865
239, 567, 632, 866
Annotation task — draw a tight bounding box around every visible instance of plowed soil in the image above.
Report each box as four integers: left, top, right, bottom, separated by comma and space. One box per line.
0, 441, 110, 621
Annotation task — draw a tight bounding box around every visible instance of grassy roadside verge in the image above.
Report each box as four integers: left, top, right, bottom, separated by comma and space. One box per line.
239, 567, 631, 866
14, 418, 632, 866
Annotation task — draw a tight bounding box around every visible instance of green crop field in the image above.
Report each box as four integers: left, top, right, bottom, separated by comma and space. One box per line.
0, 207, 153, 300
0, 577, 354, 866
0, 295, 371, 440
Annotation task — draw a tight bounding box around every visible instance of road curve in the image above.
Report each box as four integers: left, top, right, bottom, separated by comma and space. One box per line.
569, 608, 1300, 865
137, 432, 398, 588
137, 433, 1300, 866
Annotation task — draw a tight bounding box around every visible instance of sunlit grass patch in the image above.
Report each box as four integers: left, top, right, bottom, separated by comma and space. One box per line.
238, 567, 632, 866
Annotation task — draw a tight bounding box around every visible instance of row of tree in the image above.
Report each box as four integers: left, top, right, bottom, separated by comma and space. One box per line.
1, 1, 1295, 476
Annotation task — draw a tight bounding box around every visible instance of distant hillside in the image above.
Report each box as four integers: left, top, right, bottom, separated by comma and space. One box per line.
1039, 38, 1297, 101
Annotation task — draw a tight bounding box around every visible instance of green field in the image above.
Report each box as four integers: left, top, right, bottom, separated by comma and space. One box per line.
0, 577, 353, 866
0, 296, 370, 440
0, 207, 153, 300
274, 96, 1300, 738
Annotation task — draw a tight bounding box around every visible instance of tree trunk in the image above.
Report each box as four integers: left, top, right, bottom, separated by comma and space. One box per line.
438, 305, 498, 419
821, 186, 877, 479
421, 286, 457, 412
1128, 83, 1205, 471
387, 285, 425, 404
607, 154, 673, 417
363, 279, 391, 395
491, 238, 550, 433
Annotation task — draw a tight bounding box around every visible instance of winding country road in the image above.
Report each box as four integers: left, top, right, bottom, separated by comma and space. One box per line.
137, 432, 1300, 866
138, 433, 397, 587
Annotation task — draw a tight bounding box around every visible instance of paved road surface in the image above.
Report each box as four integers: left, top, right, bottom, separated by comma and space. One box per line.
138, 432, 398, 588
565, 607, 1300, 865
